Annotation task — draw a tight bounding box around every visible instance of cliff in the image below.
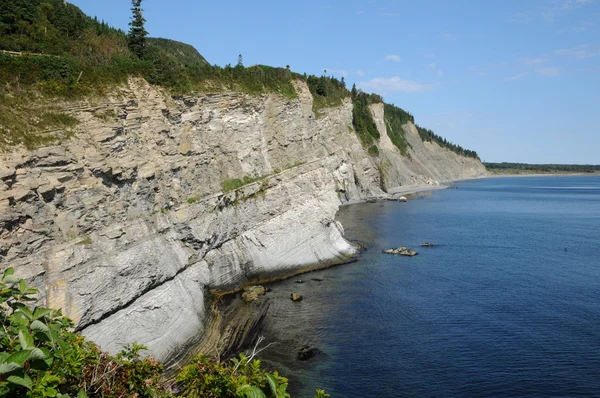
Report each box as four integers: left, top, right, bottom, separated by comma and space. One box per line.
0, 78, 486, 364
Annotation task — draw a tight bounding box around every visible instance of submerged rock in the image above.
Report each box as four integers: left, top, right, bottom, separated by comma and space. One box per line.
241, 285, 266, 302
297, 346, 321, 361
421, 242, 435, 247
383, 246, 418, 256
290, 293, 303, 302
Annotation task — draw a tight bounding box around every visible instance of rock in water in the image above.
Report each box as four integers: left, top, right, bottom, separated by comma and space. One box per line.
241, 285, 266, 302
382, 246, 418, 256
290, 293, 303, 302
398, 196, 408, 202
421, 242, 434, 247
297, 346, 321, 361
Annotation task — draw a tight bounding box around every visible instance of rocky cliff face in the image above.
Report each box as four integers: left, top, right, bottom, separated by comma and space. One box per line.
0, 78, 486, 364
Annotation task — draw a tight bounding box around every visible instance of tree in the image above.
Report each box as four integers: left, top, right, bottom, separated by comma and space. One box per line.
351, 83, 358, 98
128, 0, 147, 59
237, 53, 243, 67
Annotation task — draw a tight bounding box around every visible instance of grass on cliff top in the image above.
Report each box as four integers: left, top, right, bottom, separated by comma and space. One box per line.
0, 92, 79, 150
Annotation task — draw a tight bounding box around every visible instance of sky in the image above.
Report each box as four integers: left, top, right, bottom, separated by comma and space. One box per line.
71, 0, 600, 164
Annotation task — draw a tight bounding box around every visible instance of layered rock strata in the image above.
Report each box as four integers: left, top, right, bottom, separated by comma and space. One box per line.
0, 78, 485, 363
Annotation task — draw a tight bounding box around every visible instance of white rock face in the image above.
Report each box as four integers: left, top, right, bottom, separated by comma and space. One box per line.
0, 78, 486, 363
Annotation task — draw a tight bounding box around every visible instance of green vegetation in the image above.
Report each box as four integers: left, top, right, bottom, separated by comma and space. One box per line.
416, 125, 479, 160
127, 0, 148, 59
0, 0, 478, 162
305, 74, 349, 117
0, 267, 328, 397
221, 175, 268, 192
0, 94, 78, 149
383, 103, 413, 156
367, 145, 379, 156
351, 90, 383, 147
484, 162, 600, 174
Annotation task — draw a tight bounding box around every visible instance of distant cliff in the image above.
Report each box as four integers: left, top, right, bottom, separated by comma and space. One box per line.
0, 77, 486, 364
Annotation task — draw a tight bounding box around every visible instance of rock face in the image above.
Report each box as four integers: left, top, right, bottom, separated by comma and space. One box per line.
0, 78, 486, 364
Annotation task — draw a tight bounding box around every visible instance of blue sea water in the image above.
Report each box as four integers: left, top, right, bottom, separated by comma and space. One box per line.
259, 176, 600, 397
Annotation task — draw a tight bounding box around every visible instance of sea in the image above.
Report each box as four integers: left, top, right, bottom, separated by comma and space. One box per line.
258, 176, 600, 397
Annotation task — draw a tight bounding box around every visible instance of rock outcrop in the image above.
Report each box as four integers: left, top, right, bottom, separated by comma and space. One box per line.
0, 78, 486, 365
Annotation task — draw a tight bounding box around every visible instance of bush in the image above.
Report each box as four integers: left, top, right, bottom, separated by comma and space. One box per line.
0, 268, 329, 397
0, 267, 166, 398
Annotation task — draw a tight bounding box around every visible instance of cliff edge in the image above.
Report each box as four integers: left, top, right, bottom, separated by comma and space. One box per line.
0, 78, 486, 364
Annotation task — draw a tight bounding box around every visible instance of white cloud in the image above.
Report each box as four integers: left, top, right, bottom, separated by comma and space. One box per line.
542, 0, 597, 21
525, 57, 549, 65
507, 13, 533, 23
324, 68, 349, 77
555, 44, 600, 59
504, 72, 528, 81
385, 54, 401, 62
440, 33, 459, 41
426, 62, 443, 77
538, 67, 562, 76
359, 76, 435, 93
355, 70, 365, 77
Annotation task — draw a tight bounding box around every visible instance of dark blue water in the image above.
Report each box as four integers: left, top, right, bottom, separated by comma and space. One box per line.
259, 176, 600, 397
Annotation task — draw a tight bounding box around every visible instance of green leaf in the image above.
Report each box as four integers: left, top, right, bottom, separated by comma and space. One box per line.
29, 348, 46, 360
6, 350, 32, 366
31, 319, 50, 333
18, 280, 26, 294
46, 387, 58, 397
18, 329, 34, 350
33, 308, 53, 321
77, 390, 89, 398
0, 362, 21, 375
19, 306, 33, 321
239, 385, 267, 398
2, 268, 14, 281
267, 374, 278, 396
6, 374, 32, 389
28, 359, 50, 371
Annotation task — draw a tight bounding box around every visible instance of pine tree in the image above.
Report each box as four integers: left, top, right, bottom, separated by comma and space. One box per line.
237, 54, 243, 67
128, 0, 148, 59
351, 83, 358, 98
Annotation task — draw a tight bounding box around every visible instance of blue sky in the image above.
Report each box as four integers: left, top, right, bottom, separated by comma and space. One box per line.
71, 0, 600, 164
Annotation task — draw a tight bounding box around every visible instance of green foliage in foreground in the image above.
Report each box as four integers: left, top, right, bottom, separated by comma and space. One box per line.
0, 268, 328, 397
484, 162, 600, 174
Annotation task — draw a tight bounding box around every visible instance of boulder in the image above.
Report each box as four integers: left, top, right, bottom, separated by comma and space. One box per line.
383, 246, 418, 256
421, 242, 434, 247
290, 293, 303, 302
398, 196, 408, 202
241, 285, 266, 302
297, 346, 321, 361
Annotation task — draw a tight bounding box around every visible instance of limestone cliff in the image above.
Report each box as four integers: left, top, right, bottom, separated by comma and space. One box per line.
0, 78, 486, 364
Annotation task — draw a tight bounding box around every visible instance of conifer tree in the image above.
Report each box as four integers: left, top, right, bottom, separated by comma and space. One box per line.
128, 0, 148, 59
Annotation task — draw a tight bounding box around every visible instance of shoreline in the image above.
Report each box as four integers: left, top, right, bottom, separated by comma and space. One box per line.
485, 172, 600, 179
